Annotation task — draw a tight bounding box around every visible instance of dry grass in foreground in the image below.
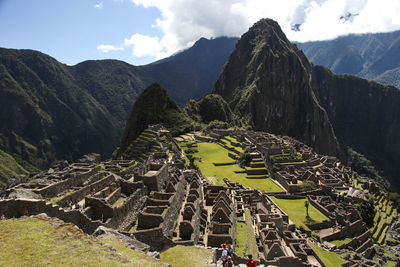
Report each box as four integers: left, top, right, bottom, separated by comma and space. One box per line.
0, 216, 165, 267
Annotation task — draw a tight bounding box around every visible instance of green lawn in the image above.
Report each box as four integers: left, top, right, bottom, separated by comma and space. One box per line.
270, 197, 329, 230
188, 142, 283, 193
309, 242, 346, 267
160, 245, 214, 267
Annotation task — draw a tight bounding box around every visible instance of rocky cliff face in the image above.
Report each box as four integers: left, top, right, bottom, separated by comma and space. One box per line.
213, 19, 340, 156
312, 66, 400, 187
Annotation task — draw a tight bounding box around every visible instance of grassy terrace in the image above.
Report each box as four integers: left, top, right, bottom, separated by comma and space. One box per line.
309, 242, 346, 267
0, 217, 165, 267
183, 141, 283, 193
270, 197, 329, 231
160, 245, 214, 267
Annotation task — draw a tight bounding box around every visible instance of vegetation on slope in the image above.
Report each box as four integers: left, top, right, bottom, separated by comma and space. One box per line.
185, 94, 234, 123
0, 48, 121, 169
0, 149, 29, 188
0, 216, 165, 267
117, 83, 196, 157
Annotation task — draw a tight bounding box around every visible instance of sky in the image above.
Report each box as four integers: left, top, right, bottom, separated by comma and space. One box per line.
0, 0, 399, 66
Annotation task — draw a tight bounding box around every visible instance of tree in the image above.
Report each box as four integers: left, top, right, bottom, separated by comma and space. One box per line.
301, 180, 317, 192
305, 200, 309, 218
357, 197, 376, 227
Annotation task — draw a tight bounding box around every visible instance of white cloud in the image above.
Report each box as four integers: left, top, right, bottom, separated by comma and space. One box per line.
124, 33, 167, 58
97, 44, 124, 53
94, 2, 103, 9
129, 0, 400, 59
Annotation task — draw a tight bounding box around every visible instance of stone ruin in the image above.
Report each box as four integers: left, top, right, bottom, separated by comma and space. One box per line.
1, 127, 398, 266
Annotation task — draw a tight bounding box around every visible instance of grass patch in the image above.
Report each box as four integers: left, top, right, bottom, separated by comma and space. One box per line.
0, 149, 29, 188
160, 245, 213, 267
235, 222, 246, 256
309, 242, 346, 267
186, 142, 283, 193
270, 197, 329, 231
0, 216, 163, 266
245, 209, 258, 258
98, 236, 166, 267
330, 237, 352, 247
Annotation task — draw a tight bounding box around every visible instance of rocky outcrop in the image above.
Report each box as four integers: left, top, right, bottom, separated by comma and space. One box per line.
312, 66, 400, 188
213, 19, 340, 156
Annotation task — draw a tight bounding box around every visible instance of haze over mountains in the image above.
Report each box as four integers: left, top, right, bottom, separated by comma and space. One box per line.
1, 21, 400, 190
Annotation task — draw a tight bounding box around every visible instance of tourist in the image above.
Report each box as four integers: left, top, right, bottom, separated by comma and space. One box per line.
226, 244, 233, 257
162, 181, 167, 190
220, 244, 228, 262
246, 254, 257, 267
224, 256, 234, 267
0, 214, 5, 220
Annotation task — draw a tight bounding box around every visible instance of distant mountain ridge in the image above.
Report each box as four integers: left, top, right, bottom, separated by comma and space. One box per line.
0, 37, 237, 177
297, 30, 400, 88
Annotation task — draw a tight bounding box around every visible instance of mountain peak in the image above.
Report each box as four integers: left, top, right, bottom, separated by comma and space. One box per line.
213, 18, 339, 156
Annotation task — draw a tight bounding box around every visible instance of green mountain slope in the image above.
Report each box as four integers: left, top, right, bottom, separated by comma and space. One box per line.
0, 48, 121, 170
0, 37, 236, 177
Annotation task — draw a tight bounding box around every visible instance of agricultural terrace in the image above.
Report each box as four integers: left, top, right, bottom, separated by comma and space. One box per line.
177, 136, 284, 193
352, 177, 398, 245
270, 197, 329, 231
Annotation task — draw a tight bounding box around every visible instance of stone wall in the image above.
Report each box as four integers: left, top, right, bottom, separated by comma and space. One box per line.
56, 174, 116, 206
107, 188, 147, 229
321, 219, 366, 241
36, 166, 101, 198
308, 196, 334, 219
0, 199, 103, 234
132, 227, 173, 251
162, 176, 187, 237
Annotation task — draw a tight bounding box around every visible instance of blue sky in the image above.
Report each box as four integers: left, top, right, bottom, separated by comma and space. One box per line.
0, 0, 162, 65
1, 0, 399, 66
